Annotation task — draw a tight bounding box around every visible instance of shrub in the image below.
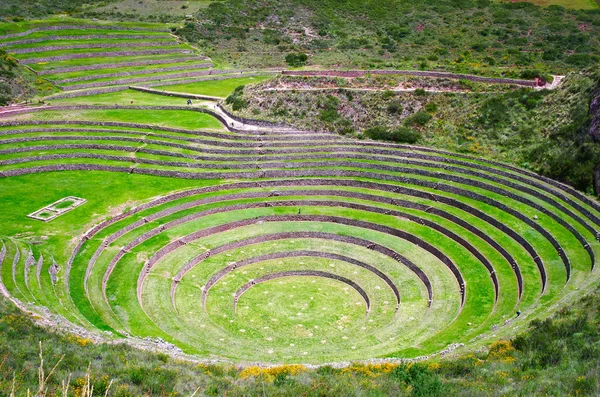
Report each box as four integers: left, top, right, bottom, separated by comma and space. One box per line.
404, 111, 432, 126
387, 100, 403, 114
239, 365, 307, 382
316, 365, 336, 376
320, 109, 339, 122
392, 127, 421, 143
382, 90, 396, 99
471, 42, 488, 52
128, 367, 145, 385
225, 85, 248, 111
263, 29, 282, 45
391, 364, 447, 397
285, 53, 308, 67
487, 340, 516, 363
424, 102, 438, 113
157, 352, 169, 363
363, 126, 389, 140
520, 69, 543, 79
318, 95, 341, 122
364, 126, 421, 143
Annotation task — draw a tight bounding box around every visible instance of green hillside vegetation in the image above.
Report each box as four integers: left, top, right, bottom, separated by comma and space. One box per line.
2, 284, 600, 396
0, 50, 56, 104
502, 0, 599, 9
0, 1, 115, 19
175, 0, 600, 73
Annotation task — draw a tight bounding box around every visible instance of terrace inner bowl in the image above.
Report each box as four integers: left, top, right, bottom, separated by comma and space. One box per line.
229, 277, 367, 334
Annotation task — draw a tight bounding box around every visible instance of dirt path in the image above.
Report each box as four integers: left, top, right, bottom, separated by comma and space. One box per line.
0, 104, 39, 116
262, 86, 473, 94
203, 101, 305, 133
539, 75, 565, 90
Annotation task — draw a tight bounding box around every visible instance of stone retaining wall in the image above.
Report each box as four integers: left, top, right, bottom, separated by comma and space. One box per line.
129, 86, 221, 101
142, 211, 443, 308
203, 250, 400, 309
37, 57, 205, 75
87, 191, 467, 306
55, 63, 213, 84
0, 34, 172, 47
4, 129, 593, 257
11, 249, 20, 290
146, 72, 269, 89
36, 255, 44, 287
2, 126, 336, 143
0, 25, 168, 40
282, 70, 539, 87
10, 41, 179, 54
41, 75, 261, 100
0, 104, 215, 118
64, 68, 251, 90
83, 194, 423, 307
48, 260, 59, 285
162, 230, 433, 310
0, 126, 247, 142
45, 86, 130, 99
2, 146, 578, 275
0, 244, 5, 274
21, 49, 189, 64
3, 125, 592, 235
23, 251, 34, 290
22, 166, 555, 291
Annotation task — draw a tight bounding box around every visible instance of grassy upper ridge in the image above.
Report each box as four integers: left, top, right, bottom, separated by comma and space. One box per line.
174, 0, 600, 73
2, 283, 600, 396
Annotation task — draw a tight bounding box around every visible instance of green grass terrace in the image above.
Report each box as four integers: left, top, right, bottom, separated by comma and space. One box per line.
1, 86, 600, 363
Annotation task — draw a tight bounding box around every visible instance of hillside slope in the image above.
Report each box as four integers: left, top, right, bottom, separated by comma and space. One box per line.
227, 69, 600, 191
0, 49, 55, 104
0, 0, 115, 18
176, 0, 600, 73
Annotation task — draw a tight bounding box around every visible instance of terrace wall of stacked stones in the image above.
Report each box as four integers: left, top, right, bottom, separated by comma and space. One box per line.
1, 23, 216, 92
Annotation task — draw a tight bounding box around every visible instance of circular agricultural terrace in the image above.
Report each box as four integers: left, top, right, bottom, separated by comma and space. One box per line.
1, 112, 600, 363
